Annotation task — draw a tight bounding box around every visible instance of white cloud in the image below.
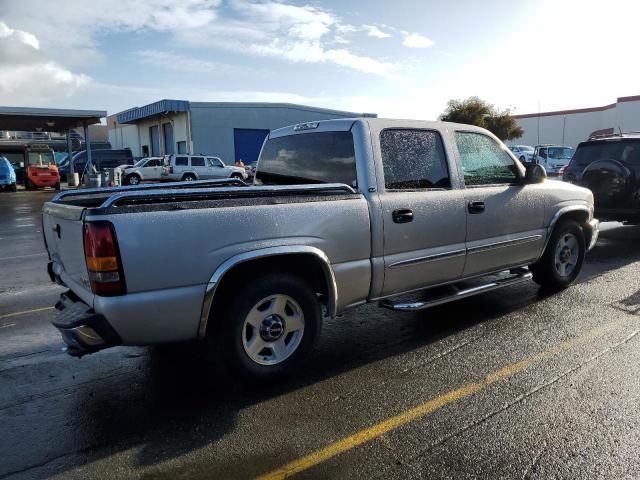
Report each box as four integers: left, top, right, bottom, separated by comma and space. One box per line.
362, 24, 392, 39
402, 33, 435, 48
0, 21, 89, 104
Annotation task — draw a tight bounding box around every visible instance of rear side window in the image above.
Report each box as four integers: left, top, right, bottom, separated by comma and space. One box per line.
191, 157, 205, 167
380, 129, 450, 190
175, 156, 188, 166
455, 132, 518, 186
572, 140, 640, 167
256, 131, 356, 187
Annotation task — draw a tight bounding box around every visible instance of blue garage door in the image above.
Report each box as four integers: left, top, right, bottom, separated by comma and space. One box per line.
234, 129, 270, 164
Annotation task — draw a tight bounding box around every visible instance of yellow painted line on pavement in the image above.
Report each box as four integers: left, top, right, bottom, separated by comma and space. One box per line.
256, 321, 628, 480
0, 306, 54, 319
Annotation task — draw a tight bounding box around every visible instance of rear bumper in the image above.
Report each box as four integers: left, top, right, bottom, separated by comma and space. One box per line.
31, 176, 59, 187
52, 291, 121, 357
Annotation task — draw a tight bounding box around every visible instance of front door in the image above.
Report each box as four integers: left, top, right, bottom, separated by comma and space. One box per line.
207, 157, 227, 178
454, 131, 546, 277
379, 128, 467, 297
141, 158, 162, 181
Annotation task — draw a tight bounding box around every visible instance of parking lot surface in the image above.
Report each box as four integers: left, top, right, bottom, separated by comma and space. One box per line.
1, 190, 639, 479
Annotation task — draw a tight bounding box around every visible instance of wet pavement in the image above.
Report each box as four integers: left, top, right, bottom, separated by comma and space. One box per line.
1, 190, 639, 479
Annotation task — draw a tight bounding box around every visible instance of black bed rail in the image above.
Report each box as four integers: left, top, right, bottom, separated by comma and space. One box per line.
52, 178, 248, 203
99, 183, 358, 208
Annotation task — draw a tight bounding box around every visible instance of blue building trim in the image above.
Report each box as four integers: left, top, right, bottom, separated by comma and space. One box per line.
117, 99, 189, 124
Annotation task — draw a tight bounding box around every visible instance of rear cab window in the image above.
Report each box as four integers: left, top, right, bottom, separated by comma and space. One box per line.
572, 139, 640, 167
256, 131, 357, 187
380, 129, 451, 190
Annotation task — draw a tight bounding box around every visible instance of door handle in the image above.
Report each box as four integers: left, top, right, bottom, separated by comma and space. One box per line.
392, 208, 413, 223
468, 201, 485, 214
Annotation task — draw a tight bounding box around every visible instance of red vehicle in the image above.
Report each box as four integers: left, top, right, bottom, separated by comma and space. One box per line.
24, 144, 60, 190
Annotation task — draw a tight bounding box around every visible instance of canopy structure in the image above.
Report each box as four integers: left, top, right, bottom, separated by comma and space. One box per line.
0, 106, 106, 132
0, 107, 107, 184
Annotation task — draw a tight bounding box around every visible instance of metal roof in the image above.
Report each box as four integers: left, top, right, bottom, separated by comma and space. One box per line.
117, 99, 190, 124
0, 106, 106, 131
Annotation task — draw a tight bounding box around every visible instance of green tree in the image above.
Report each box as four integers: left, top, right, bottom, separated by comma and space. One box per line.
439, 96, 524, 141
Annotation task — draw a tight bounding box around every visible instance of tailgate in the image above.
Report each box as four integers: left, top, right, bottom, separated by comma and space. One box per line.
43, 202, 94, 305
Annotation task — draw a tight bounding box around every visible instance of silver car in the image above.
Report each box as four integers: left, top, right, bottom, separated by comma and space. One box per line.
161, 154, 248, 182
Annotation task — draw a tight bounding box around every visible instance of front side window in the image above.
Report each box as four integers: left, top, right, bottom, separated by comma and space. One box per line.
191, 157, 205, 167
175, 156, 188, 166
380, 129, 450, 190
147, 159, 160, 167
207, 157, 223, 167
455, 132, 518, 186
256, 131, 356, 186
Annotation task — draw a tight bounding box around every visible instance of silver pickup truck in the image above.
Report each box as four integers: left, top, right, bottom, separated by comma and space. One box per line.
43, 119, 599, 380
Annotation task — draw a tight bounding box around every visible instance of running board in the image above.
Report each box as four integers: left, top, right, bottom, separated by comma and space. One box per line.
379, 270, 533, 312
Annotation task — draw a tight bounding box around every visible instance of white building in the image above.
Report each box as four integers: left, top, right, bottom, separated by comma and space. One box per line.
108, 100, 375, 165
514, 95, 640, 148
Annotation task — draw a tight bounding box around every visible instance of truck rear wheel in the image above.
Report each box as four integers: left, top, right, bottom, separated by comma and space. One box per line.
530, 220, 585, 290
210, 273, 322, 381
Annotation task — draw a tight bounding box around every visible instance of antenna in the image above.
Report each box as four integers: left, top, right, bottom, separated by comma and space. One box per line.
618, 126, 623, 135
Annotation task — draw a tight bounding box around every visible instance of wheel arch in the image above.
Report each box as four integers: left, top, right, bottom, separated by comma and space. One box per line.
543, 205, 593, 252
198, 246, 337, 339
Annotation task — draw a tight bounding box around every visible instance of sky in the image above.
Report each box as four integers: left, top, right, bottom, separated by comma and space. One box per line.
1, 0, 640, 120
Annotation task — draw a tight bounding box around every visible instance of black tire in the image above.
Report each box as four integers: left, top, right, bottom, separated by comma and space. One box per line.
182, 173, 196, 182
127, 174, 141, 186
54, 182, 61, 191
530, 220, 585, 290
24, 178, 31, 191
209, 273, 322, 381
9, 183, 17, 192
581, 159, 634, 209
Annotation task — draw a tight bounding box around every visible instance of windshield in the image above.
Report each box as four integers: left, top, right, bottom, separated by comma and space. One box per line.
26, 150, 54, 166
547, 147, 574, 160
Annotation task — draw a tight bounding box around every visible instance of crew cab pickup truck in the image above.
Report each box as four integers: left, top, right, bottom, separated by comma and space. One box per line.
43, 119, 599, 380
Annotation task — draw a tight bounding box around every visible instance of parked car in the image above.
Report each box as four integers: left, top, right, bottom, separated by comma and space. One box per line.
120, 157, 163, 185
43, 118, 598, 380
58, 148, 134, 181
0, 156, 17, 191
562, 133, 640, 222
161, 154, 248, 181
509, 145, 534, 163
245, 162, 257, 180
531, 145, 575, 175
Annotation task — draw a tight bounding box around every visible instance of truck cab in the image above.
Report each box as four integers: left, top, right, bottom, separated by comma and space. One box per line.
532, 145, 575, 176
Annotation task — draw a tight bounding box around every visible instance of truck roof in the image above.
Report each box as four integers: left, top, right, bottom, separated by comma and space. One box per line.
270, 117, 493, 139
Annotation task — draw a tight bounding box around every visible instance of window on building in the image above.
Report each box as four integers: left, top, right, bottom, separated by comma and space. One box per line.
142, 145, 149, 156
177, 141, 187, 154
380, 129, 450, 190
455, 132, 518, 186
175, 156, 188, 166
191, 156, 205, 167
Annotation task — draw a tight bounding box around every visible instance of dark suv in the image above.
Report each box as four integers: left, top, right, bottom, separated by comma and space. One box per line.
563, 134, 640, 222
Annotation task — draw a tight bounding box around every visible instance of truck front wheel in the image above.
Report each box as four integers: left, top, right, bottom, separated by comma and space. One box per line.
530, 220, 585, 290
210, 273, 322, 380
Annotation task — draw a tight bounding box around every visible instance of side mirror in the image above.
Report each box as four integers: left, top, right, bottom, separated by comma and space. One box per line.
525, 164, 547, 184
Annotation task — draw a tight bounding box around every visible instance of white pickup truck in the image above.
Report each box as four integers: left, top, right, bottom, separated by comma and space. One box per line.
43, 119, 598, 380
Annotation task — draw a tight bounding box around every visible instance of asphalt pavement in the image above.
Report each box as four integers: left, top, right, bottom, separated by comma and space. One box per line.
1, 190, 639, 480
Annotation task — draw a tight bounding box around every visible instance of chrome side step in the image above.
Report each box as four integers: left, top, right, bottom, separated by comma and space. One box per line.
379, 270, 533, 312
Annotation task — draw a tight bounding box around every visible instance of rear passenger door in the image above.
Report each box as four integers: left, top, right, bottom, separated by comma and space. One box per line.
379, 128, 467, 296
190, 156, 207, 178
454, 131, 545, 277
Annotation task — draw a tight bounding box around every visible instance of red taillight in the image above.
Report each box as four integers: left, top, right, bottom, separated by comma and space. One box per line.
559, 166, 567, 176
83, 222, 126, 296
169, 166, 174, 174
